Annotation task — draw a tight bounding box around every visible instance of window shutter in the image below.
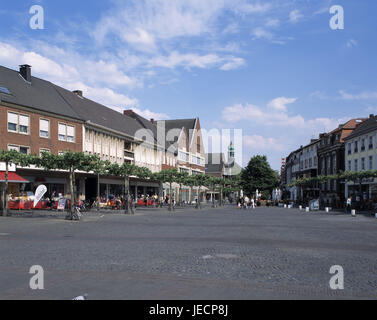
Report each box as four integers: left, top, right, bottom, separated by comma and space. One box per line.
67, 125, 75, 137
40, 119, 49, 132
59, 124, 66, 135
19, 115, 29, 126
8, 112, 18, 124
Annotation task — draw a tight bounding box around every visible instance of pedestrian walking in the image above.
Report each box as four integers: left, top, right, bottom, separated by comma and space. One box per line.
244, 196, 250, 210
345, 197, 352, 213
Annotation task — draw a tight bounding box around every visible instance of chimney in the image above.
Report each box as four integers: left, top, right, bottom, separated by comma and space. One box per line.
150, 118, 155, 125
73, 90, 83, 97
19, 64, 32, 82
123, 110, 133, 117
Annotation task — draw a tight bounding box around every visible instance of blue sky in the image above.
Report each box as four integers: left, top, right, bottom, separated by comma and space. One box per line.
1, 0, 377, 170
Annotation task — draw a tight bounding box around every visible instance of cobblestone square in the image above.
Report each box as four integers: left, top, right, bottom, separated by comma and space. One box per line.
0, 206, 376, 300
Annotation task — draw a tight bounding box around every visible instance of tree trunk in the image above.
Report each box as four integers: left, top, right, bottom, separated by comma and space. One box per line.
220, 186, 223, 207
190, 186, 193, 206
179, 183, 182, 206
197, 186, 201, 209
124, 176, 132, 214
169, 182, 173, 211
69, 168, 75, 220
3, 161, 9, 217
212, 185, 215, 208
97, 173, 100, 211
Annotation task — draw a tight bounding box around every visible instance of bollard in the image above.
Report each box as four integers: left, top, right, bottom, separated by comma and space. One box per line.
284, 204, 287, 208
351, 209, 356, 217
299, 205, 302, 211
325, 207, 329, 213
306, 207, 310, 213
375, 213, 377, 219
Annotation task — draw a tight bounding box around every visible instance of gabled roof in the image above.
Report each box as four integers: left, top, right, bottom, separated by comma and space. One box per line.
0, 65, 147, 139
0, 65, 81, 120
344, 115, 377, 141
326, 118, 366, 142
54, 86, 142, 138
122, 109, 158, 142
156, 118, 197, 151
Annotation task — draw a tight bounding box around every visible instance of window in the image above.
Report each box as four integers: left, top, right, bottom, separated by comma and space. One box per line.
354, 141, 358, 153
369, 136, 373, 149
369, 156, 373, 170
19, 115, 29, 134
58, 123, 75, 142
179, 151, 189, 162
19, 146, 29, 154
7, 112, 29, 134
8, 145, 19, 152
354, 159, 358, 172
348, 160, 352, 171
39, 149, 50, 156
67, 125, 75, 142
361, 158, 365, 171
58, 123, 66, 141
347, 143, 352, 155
361, 139, 365, 151
8, 145, 30, 154
8, 112, 18, 132
0, 86, 11, 95
39, 119, 50, 138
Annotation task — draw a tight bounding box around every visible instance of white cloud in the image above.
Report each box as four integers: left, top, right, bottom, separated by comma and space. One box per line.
346, 39, 358, 48
147, 51, 244, 71
268, 97, 297, 111
220, 57, 245, 71
221, 100, 345, 133
265, 18, 280, 27
0, 41, 173, 117
244, 135, 284, 151
289, 10, 303, 23
251, 27, 287, 44
339, 90, 377, 100
251, 27, 274, 41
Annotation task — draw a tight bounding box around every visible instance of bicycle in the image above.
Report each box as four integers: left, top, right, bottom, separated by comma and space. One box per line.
72, 205, 83, 221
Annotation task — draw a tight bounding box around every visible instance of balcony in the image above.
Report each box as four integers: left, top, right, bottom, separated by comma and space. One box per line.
124, 150, 134, 159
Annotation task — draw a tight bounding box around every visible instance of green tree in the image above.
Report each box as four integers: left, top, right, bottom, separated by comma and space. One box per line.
156, 168, 179, 211
38, 151, 96, 220
106, 162, 143, 214
91, 158, 109, 211
183, 174, 197, 206
193, 174, 210, 209
176, 171, 189, 206
241, 155, 279, 197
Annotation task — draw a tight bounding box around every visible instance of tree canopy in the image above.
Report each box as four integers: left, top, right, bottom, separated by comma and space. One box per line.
241, 155, 280, 195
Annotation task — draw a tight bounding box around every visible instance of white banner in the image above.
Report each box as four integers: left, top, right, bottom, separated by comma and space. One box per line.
34, 185, 47, 207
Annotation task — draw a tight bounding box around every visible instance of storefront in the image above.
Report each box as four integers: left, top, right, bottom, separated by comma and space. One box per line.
0, 172, 30, 199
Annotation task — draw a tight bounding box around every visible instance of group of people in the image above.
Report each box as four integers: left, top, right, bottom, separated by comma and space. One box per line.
237, 196, 256, 210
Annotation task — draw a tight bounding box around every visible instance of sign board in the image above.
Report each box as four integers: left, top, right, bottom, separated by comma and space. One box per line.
0, 163, 16, 172
34, 185, 47, 207
309, 199, 320, 211
57, 198, 67, 211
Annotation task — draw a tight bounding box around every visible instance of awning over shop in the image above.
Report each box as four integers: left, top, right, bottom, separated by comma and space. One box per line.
0, 172, 29, 183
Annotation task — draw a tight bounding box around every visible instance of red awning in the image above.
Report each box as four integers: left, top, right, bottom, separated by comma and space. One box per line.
0, 172, 29, 183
